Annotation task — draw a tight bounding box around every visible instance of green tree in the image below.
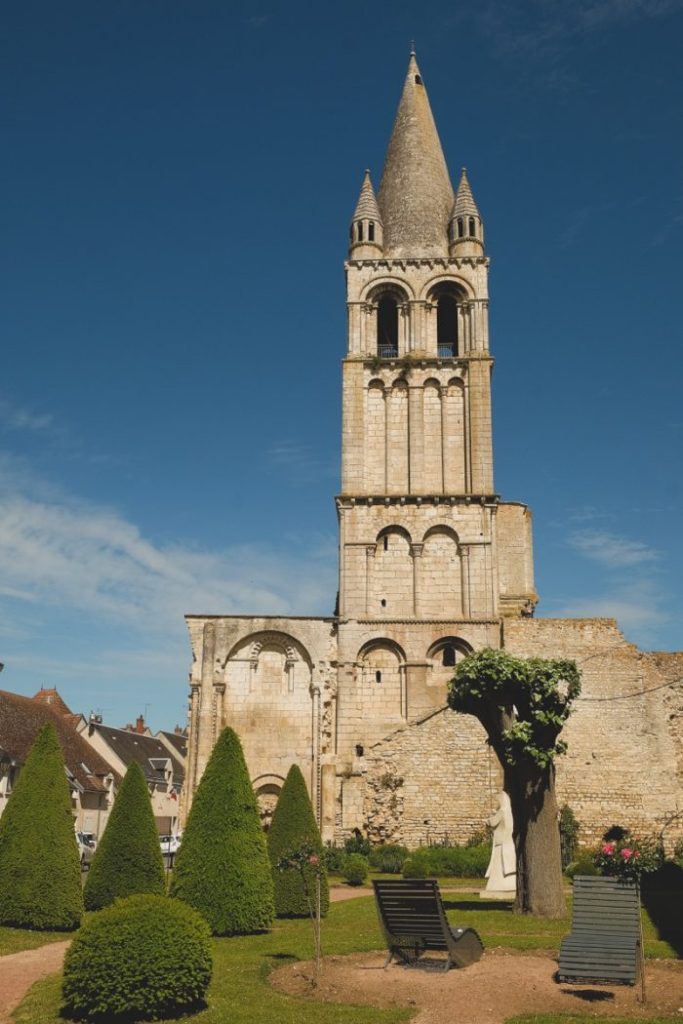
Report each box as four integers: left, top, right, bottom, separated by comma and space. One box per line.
267, 764, 329, 918
84, 761, 165, 911
0, 722, 83, 929
448, 648, 581, 917
170, 727, 274, 935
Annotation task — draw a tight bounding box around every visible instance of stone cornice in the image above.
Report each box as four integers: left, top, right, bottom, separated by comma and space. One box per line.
336, 494, 499, 509
344, 256, 489, 271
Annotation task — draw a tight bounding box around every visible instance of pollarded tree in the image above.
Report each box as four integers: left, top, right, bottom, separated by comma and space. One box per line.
0, 722, 83, 929
84, 761, 165, 911
267, 763, 329, 918
170, 727, 274, 935
448, 648, 581, 917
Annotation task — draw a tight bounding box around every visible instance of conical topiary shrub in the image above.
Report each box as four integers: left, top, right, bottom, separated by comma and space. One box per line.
84, 761, 166, 911
0, 722, 83, 929
267, 763, 329, 918
170, 727, 274, 935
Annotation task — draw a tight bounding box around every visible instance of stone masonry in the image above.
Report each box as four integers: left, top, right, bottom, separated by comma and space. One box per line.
183, 53, 682, 852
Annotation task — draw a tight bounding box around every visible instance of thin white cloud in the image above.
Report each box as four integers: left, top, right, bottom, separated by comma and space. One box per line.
556, 579, 671, 646
0, 468, 336, 639
0, 398, 55, 434
569, 529, 659, 568
446, 0, 683, 62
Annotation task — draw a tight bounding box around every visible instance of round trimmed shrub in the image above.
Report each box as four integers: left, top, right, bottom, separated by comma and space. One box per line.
0, 723, 83, 929
84, 762, 165, 911
62, 894, 212, 1020
170, 727, 274, 935
342, 853, 369, 886
267, 764, 329, 918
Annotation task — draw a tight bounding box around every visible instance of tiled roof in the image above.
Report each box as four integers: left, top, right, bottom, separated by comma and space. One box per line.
31, 687, 73, 717
158, 730, 188, 759
0, 690, 117, 793
93, 725, 185, 787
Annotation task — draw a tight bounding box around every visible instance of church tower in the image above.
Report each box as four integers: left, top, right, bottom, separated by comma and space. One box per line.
335, 52, 537, 770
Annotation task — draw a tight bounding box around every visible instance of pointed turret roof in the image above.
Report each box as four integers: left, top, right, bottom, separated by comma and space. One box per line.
353, 169, 382, 223
378, 53, 454, 257
451, 167, 481, 220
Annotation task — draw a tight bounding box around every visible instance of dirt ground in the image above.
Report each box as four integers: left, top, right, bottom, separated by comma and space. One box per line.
0, 941, 70, 1024
272, 949, 683, 1024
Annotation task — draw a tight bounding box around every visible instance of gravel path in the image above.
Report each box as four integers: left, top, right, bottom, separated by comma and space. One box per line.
0, 940, 70, 1024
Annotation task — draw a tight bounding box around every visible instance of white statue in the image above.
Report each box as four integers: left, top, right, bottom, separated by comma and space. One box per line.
484, 790, 516, 899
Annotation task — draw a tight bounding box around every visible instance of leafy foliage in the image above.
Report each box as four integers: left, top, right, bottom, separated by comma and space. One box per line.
559, 805, 580, 869
448, 648, 581, 768
368, 843, 410, 873
62, 894, 211, 1020
344, 833, 371, 856
341, 853, 369, 885
402, 843, 491, 879
83, 761, 165, 911
595, 832, 663, 880
267, 764, 329, 918
0, 723, 83, 930
170, 727, 274, 935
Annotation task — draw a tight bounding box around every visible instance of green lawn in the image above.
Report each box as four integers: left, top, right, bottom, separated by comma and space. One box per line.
0, 925, 67, 956
11, 890, 683, 1024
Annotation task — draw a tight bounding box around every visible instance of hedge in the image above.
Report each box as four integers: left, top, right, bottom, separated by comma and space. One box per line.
170, 727, 274, 934
83, 761, 166, 911
267, 764, 329, 918
62, 894, 211, 1020
402, 842, 491, 879
0, 722, 83, 929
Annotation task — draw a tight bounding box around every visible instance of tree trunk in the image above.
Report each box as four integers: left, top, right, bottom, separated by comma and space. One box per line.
505, 762, 565, 918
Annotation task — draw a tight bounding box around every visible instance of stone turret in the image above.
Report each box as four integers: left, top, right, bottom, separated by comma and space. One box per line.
449, 168, 484, 257
349, 169, 383, 258
377, 52, 454, 257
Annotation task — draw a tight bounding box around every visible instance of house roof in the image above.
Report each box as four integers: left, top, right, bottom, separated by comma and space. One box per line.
158, 729, 188, 760
0, 690, 117, 793
92, 724, 185, 787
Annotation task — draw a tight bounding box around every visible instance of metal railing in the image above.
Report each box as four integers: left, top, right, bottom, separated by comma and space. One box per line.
438, 344, 457, 357
378, 344, 399, 359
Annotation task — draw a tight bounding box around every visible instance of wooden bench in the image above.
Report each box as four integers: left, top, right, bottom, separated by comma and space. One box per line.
372, 879, 484, 971
558, 875, 642, 985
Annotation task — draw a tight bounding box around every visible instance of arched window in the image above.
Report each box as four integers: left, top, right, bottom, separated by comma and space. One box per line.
358, 222, 364, 242
368, 221, 375, 241
469, 217, 476, 237
442, 645, 456, 667
431, 283, 462, 358
457, 218, 464, 238
377, 294, 399, 358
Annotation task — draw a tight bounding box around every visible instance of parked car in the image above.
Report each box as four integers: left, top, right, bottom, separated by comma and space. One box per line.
159, 834, 181, 856
75, 831, 95, 867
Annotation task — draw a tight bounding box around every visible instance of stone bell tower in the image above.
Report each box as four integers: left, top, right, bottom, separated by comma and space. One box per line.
333, 52, 537, 783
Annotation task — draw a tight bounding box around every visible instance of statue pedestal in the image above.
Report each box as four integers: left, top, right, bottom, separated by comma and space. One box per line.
482, 888, 515, 901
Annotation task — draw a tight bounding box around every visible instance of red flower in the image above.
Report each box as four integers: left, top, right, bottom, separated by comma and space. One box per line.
621, 848, 633, 859
308, 855, 319, 866
633, 851, 641, 858
601, 842, 616, 855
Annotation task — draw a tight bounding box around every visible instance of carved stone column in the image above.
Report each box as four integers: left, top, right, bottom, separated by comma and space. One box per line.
411, 542, 424, 617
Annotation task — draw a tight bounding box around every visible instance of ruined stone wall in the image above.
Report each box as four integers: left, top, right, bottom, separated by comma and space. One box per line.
361, 707, 501, 846
504, 618, 683, 852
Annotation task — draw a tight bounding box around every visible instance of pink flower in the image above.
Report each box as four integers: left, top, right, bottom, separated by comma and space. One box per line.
308, 855, 319, 866
601, 842, 616, 854
633, 851, 641, 858
621, 848, 633, 859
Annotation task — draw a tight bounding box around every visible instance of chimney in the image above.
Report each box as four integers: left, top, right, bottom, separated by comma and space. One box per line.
135, 715, 145, 734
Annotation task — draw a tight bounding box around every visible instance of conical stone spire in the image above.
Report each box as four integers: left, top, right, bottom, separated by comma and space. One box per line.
378, 53, 454, 258
451, 167, 481, 219
449, 167, 484, 255
353, 169, 382, 222
350, 169, 383, 256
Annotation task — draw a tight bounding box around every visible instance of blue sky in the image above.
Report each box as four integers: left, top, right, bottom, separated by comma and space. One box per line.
2, 0, 682, 728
